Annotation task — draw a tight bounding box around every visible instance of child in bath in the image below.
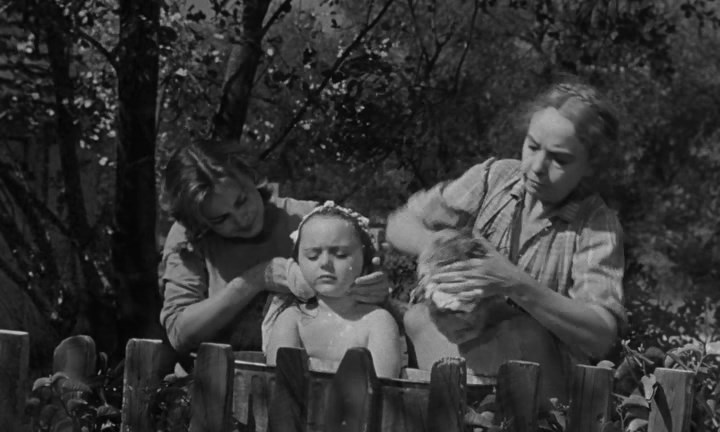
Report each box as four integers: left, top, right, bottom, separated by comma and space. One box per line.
264, 201, 402, 378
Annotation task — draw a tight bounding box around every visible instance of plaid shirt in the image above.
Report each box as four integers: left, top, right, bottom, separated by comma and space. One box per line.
406, 158, 626, 360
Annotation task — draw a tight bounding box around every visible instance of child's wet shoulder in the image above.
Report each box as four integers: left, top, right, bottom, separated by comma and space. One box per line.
359, 304, 395, 322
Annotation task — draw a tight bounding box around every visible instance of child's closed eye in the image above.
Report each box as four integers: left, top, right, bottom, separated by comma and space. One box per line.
302, 248, 321, 260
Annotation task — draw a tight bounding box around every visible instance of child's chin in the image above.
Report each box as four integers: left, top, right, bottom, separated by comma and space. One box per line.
314, 286, 349, 297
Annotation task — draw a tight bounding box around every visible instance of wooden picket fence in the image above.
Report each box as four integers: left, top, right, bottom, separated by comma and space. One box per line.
0, 329, 697, 432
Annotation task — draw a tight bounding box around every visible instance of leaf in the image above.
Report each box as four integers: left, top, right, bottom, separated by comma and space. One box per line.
65, 398, 88, 413
39, 404, 61, 426
97, 404, 121, 422
52, 417, 74, 432
625, 418, 648, 432
549, 410, 567, 430
58, 378, 92, 395
706, 341, 720, 356
51, 372, 71, 385
53, 335, 96, 379
474, 394, 496, 412
640, 374, 657, 400
620, 394, 650, 410
597, 360, 615, 369
464, 409, 495, 428
33, 376, 52, 391
26, 396, 41, 409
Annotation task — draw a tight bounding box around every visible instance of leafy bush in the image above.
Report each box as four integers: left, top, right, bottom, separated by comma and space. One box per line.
26, 337, 123, 432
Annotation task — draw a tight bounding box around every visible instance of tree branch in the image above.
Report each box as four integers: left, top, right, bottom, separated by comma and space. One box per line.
260, 0, 292, 38
0, 257, 26, 287
0, 161, 73, 239
407, 0, 431, 72
71, 27, 119, 70
259, 0, 397, 160
452, 0, 480, 93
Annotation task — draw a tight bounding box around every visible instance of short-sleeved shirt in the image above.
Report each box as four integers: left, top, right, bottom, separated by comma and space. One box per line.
160, 196, 318, 352
405, 158, 626, 364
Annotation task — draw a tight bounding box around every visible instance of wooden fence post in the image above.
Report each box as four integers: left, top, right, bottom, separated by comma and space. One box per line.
269, 347, 309, 432
232, 354, 274, 432
0, 330, 29, 431
566, 365, 613, 432
189, 343, 234, 432
648, 368, 695, 432
497, 360, 541, 432
427, 357, 467, 432
120, 338, 177, 432
52, 335, 96, 378
324, 348, 380, 432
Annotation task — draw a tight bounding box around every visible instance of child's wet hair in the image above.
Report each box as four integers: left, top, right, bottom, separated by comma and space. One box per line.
292, 205, 377, 275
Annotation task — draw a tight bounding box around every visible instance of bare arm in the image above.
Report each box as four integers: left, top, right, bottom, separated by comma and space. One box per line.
386, 161, 495, 256
265, 306, 302, 366
385, 208, 434, 256
508, 270, 618, 358
366, 309, 403, 378
428, 208, 625, 359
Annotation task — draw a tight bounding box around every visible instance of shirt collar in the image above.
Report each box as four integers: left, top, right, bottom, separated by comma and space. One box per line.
510, 177, 586, 223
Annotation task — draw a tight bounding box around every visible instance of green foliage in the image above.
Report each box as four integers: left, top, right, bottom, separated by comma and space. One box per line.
26, 343, 123, 431
149, 372, 192, 432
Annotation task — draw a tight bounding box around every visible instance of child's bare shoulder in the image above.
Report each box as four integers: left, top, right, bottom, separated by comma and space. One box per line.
359, 305, 398, 327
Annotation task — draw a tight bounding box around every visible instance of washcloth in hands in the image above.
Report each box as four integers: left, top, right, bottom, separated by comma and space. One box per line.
412, 229, 519, 333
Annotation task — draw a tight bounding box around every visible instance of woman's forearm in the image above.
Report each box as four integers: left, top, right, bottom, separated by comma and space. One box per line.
386, 209, 434, 256
509, 271, 618, 358
170, 263, 267, 352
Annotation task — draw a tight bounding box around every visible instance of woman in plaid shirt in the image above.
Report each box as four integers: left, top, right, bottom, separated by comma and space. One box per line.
386, 82, 626, 403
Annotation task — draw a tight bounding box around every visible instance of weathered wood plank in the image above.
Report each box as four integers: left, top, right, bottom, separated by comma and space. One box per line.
269, 347, 309, 432
120, 339, 177, 432
566, 364, 613, 432
0, 330, 29, 431
496, 360, 540, 432
234, 350, 266, 363
403, 367, 496, 386
380, 378, 429, 432
648, 368, 695, 432
324, 348, 380, 432
189, 343, 234, 432
306, 371, 333, 432
427, 357, 467, 432
233, 359, 275, 432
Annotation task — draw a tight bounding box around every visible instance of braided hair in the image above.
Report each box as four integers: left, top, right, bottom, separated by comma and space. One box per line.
522, 82, 620, 170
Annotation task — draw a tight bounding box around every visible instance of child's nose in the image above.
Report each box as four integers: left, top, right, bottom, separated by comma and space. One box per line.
319, 252, 333, 269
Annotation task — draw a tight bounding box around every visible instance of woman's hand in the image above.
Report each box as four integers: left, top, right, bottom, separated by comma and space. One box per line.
350, 270, 391, 304
264, 258, 315, 300
426, 238, 533, 301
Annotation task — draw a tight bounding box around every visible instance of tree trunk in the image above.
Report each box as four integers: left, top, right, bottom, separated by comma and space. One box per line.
44, 8, 119, 353
114, 0, 163, 349
212, 0, 272, 142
